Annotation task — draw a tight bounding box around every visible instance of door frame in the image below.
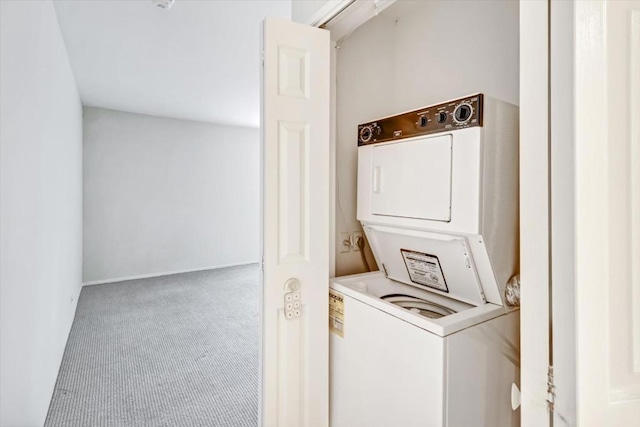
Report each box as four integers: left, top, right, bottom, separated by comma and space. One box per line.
521, 1, 640, 424
549, 0, 577, 425
295, 1, 559, 425
574, 1, 640, 424
573, 1, 609, 422
519, 1, 551, 426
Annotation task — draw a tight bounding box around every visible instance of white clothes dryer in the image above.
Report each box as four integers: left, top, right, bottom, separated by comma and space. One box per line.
329, 94, 521, 427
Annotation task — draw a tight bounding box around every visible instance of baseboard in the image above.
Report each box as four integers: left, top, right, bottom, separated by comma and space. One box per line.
82, 261, 259, 286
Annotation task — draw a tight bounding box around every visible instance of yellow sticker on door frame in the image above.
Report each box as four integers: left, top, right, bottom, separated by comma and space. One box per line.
329, 289, 344, 337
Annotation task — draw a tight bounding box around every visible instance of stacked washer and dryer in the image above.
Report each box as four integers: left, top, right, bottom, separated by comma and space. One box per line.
329, 94, 520, 427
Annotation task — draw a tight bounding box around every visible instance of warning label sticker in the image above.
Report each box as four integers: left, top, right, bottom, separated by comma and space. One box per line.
400, 249, 449, 293
329, 289, 345, 337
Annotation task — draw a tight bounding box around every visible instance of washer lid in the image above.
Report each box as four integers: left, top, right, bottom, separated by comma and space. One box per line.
363, 224, 487, 306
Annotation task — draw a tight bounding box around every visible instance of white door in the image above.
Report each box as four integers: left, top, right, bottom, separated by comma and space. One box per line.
261, 16, 330, 427
525, 1, 640, 425
574, 0, 640, 425
371, 135, 453, 222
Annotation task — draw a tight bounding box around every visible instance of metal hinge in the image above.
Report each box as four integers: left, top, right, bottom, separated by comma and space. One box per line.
547, 365, 555, 412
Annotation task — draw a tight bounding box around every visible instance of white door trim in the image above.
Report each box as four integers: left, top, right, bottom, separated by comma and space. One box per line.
574, 1, 640, 424
549, 1, 577, 425
320, 0, 396, 42
574, 2, 608, 424
631, 8, 640, 378
519, 1, 551, 426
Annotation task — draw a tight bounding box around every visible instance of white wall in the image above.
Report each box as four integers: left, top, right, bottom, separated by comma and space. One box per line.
83, 108, 260, 283
335, 0, 519, 275
292, 0, 338, 25
0, 1, 83, 425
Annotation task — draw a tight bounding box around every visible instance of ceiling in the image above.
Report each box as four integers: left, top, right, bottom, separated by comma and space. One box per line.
53, 0, 291, 128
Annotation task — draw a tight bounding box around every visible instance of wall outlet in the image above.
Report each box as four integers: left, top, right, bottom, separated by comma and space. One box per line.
339, 232, 351, 253
352, 231, 364, 251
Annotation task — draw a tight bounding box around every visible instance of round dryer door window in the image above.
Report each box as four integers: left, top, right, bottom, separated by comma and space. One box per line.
381, 294, 456, 319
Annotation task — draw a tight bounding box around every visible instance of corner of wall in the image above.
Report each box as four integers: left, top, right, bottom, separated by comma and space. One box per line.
0, 1, 84, 425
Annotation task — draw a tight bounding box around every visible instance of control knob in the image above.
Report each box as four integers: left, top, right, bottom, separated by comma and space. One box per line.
359, 125, 373, 143
359, 124, 380, 143
453, 103, 473, 124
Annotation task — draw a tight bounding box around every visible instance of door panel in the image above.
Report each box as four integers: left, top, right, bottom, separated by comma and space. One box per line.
371, 136, 452, 222
574, 1, 640, 425
606, 1, 640, 419
261, 17, 330, 427
519, 1, 551, 426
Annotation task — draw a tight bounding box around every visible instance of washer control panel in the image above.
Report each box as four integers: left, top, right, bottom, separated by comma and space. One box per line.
357, 94, 483, 146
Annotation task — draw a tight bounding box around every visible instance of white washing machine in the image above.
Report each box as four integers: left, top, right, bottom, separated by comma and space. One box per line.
330, 94, 521, 427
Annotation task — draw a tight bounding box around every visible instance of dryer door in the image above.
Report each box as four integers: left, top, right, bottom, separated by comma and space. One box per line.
371, 134, 452, 222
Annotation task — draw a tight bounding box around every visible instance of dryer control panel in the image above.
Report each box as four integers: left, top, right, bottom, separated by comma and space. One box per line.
357, 94, 483, 146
